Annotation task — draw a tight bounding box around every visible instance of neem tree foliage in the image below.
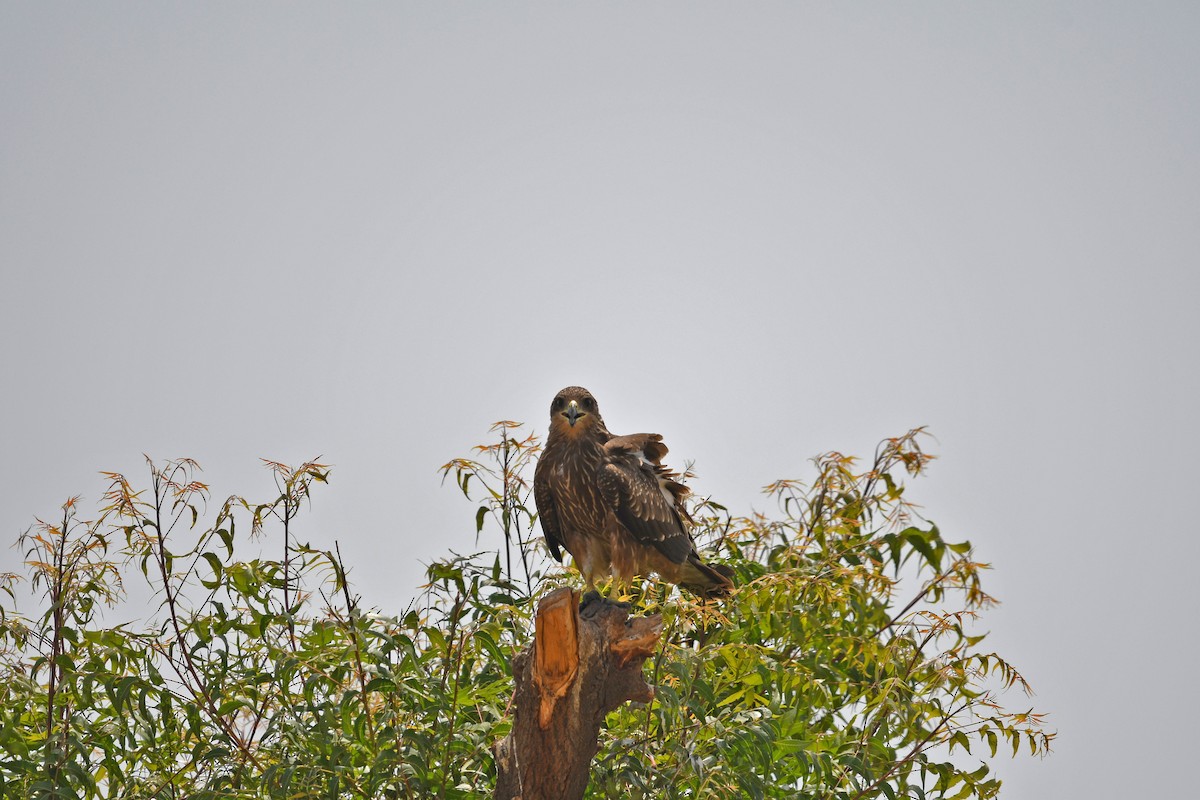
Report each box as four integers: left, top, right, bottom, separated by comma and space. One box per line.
0, 426, 1051, 798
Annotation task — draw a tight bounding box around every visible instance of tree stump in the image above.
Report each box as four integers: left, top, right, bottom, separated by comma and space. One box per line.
493, 587, 663, 800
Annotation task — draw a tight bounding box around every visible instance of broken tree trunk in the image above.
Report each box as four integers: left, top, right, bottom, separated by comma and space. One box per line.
493, 587, 663, 800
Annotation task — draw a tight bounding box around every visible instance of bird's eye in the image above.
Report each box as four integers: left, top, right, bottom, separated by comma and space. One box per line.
552, 397, 565, 410
583, 397, 597, 412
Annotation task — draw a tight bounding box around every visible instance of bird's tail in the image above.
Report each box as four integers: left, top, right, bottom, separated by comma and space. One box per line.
680, 557, 735, 600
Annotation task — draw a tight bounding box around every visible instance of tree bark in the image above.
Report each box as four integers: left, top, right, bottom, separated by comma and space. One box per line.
493, 587, 662, 800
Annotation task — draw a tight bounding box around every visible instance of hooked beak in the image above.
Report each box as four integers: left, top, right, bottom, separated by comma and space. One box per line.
562, 400, 585, 427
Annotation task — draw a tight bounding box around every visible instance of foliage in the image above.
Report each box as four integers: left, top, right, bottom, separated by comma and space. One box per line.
584, 431, 1053, 798
0, 425, 1051, 798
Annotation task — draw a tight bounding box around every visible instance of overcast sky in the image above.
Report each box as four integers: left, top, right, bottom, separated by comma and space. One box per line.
2, 3, 1197, 797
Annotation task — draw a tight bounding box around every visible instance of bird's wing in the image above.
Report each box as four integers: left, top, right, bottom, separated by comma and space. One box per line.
533, 456, 565, 563
601, 434, 694, 564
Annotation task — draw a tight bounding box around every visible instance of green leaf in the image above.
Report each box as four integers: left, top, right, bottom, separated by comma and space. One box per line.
216, 527, 234, 557
905, 528, 941, 570
200, 552, 224, 589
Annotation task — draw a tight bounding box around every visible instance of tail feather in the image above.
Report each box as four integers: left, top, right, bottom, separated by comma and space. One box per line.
680, 557, 735, 599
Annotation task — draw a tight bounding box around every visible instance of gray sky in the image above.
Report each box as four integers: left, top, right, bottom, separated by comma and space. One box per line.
2, 3, 1197, 796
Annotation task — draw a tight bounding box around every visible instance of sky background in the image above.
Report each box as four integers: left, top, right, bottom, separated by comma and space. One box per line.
2, 3, 1197, 796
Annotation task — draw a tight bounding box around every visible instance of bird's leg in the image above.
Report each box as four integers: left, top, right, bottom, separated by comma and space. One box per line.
607, 575, 632, 612
580, 577, 632, 614
579, 575, 602, 611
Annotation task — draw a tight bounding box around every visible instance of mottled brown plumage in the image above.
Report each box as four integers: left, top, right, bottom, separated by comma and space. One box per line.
533, 386, 733, 598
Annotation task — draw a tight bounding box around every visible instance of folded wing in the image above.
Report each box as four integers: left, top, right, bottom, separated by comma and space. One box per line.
601, 434, 694, 564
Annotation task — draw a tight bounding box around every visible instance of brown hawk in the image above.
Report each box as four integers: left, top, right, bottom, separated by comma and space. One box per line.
533, 386, 733, 598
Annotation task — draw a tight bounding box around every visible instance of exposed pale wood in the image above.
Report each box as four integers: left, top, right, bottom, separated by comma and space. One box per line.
533, 587, 579, 728
493, 590, 663, 800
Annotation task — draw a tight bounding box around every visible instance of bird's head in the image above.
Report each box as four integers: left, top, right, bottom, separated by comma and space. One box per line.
548, 386, 604, 438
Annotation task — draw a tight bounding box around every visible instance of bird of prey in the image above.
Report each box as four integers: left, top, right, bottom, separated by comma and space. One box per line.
533, 386, 733, 598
